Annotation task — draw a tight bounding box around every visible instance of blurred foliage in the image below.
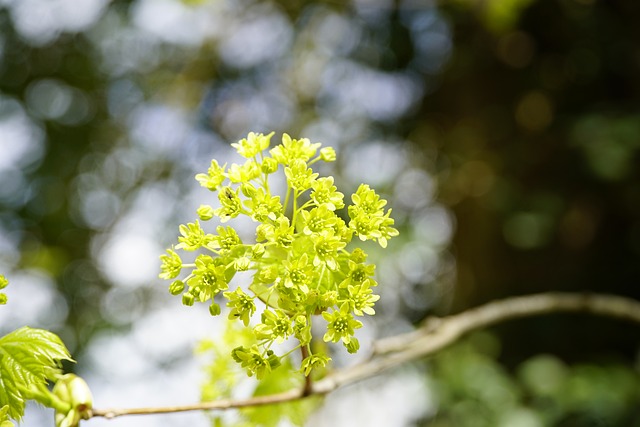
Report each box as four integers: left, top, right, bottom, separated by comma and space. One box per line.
197, 320, 320, 427
424, 332, 640, 427
0, 0, 639, 425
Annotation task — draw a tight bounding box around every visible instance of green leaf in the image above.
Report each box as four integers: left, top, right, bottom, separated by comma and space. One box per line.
0, 327, 73, 421
0, 405, 13, 427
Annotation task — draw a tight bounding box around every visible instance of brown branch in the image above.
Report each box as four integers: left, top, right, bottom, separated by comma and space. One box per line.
90, 292, 640, 420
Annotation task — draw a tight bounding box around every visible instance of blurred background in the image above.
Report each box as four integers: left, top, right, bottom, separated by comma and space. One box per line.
0, 0, 639, 425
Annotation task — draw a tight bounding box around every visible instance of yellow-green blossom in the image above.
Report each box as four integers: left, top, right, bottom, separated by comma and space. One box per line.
160, 131, 397, 378
231, 131, 274, 158
195, 159, 226, 191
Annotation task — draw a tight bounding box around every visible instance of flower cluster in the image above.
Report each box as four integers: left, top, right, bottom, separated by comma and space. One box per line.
160, 132, 398, 377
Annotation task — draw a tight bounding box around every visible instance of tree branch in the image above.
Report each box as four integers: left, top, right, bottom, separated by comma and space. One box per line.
90, 292, 640, 420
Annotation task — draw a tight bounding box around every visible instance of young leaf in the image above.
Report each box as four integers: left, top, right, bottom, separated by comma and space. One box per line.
0, 327, 73, 421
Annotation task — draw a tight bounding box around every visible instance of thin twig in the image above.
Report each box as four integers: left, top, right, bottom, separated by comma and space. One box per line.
90, 292, 640, 420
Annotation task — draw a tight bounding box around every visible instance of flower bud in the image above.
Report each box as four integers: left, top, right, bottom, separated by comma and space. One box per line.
234, 256, 251, 271
261, 157, 278, 174
209, 303, 221, 316
320, 147, 336, 162
196, 204, 215, 221
53, 374, 93, 427
344, 337, 360, 354
251, 243, 265, 258
319, 290, 337, 308
182, 292, 195, 306
168, 280, 185, 295
240, 182, 257, 198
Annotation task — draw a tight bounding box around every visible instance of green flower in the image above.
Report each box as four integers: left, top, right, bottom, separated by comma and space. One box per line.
270, 133, 321, 165
208, 225, 242, 253
187, 255, 229, 302
293, 315, 312, 345
376, 210, 399, 248
322, 303, 363, 344
233, 256, 251, 271
348, 281, 379, 316
349, 211, 397, 247
350, 184, 387, 216
215, 186, 243, 222
227, 159, 261, 183
310, 177, 344, 210
339, 259, 376, 288
231, 346, 277, 379
244, 188, 283, 222
159, 248, 182, 279
284, 159, 318, 192
176, 221, 212, 251
299, 205, 339, 236
225, 288, 256, 326
254, 309, 294, 342
195, 159, 226, 191
253, 264, 279, 285
282, 253, 315, 290
301, 353, 331, 376
311, 229, 346, 270
257, 216, 294, 248
231, 131, 274, 158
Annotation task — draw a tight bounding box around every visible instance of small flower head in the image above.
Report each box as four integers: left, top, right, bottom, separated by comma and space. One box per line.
195, 159, 226, 191
300, 205, 339, 236
244, 188, 282, 223
311, 177, 344, 211
301, 353, 331, 376
311, 229, 346, 271
209, 225, 242, 253
348, 282, 380, 316
322, 303, 363, 344
231, 131, 274, 158
176, 221, 211, 251
282, 253, 315, 290
187, 255, 229, 302
231, 345, 277, 379
350, 184, 387, 216
224, 288, 256, 326
270, 133, 321, 165
215, 186, 243, 222
257, 216, 294, 248
340, 259, 376, 288
284, 159, 318, 192
253, 309, 293, 342
227, 159, 261, 183
160, 249, 183, 280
